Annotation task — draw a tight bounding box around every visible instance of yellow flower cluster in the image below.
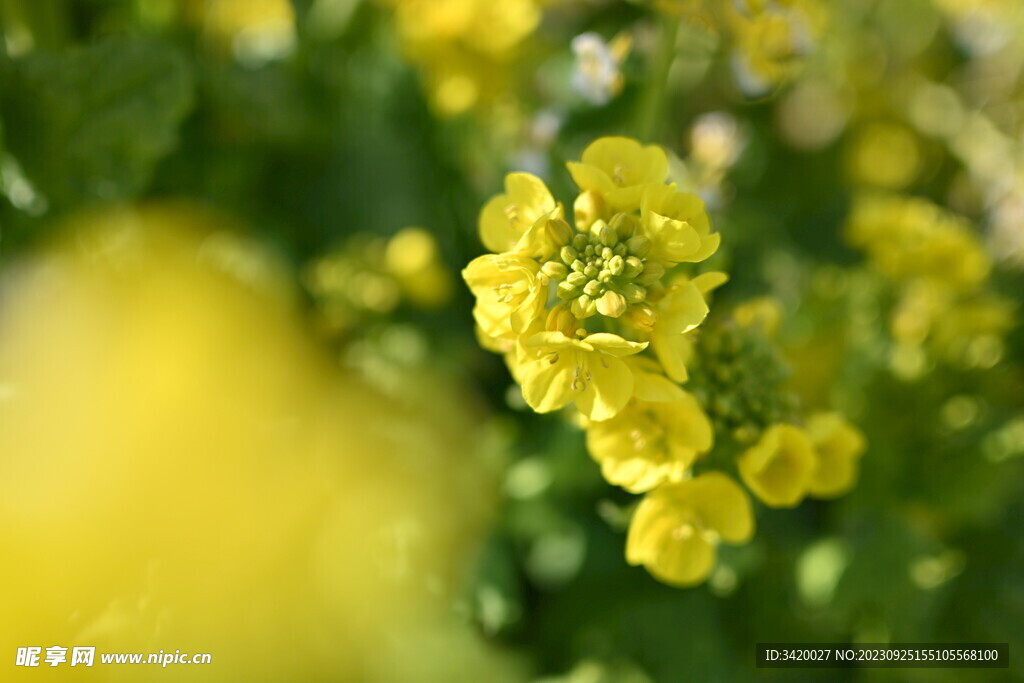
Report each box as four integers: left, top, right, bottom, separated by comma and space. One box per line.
846, 193, 1014, 372
465, 136, 754, 585
306, 226, 453, 334
726, 0, 825, 95
465, 137, 871, 586
379, 0, 541, 116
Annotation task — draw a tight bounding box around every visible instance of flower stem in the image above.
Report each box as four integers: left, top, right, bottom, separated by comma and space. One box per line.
636, 11, 680, 142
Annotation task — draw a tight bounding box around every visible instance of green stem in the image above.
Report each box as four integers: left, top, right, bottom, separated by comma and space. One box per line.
636, 11, 680, 143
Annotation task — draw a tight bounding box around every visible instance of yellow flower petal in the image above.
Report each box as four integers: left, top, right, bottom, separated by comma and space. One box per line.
574, 352, 634, 421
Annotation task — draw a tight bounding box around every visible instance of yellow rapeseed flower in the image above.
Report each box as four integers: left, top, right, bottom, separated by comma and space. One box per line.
806, 412, 866, 498
516, 331, 647, 421
567, 137, 669, 212
479, 172, 560, 253
626, 473, 754, 586
586, 375, 713, 492
463, 253, 546, 341
738, 423, 817, 507
640, 184, 721, 263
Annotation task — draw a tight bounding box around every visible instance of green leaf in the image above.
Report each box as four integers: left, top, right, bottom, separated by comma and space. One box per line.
0, 37, 193, 209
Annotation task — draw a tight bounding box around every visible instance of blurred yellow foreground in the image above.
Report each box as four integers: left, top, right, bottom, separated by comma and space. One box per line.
0, 205, 521, 681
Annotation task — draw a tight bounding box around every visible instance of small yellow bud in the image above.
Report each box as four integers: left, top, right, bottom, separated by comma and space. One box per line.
571, 259, 586, 272
572, 234, 589, 251
609, 213, 636, 240
637, 261, 665, 285
557, 281, 580, 299
584, 279, 603, 297
597, 222, 619, 247
622, 256, 644, 279
626, 235, 652, 258
546, 218, 574, 247
546, 303, 577, 335
542, 261, 569, 280
566, 271, 588, 287
608, 255, 625, 276
597, 290, 627, 318
584, 264, 600, 279
571, 294, 597, 318
560, 245, 579, 265
621, 282, 647, 303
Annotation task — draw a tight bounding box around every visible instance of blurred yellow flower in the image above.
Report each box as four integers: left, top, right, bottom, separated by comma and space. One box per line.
733, 296, 783, 336
516, 331, 647, 421
187, 0, 296, 62
846, 193, 990, 290
846, 123, 923, 190
567, 137, 669, 212
626, 473, 754, 586
0, 205, 515, 681
738, 423, 816, 507
382, 0, 541, 116
385, 226, 454, 309
726, 0, 823, 95
806, 412, 866, 498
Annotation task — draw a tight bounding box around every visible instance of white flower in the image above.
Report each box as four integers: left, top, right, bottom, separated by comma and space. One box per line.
571, 32, 628, 106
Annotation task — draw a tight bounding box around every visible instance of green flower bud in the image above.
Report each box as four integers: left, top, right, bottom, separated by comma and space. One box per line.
596, 290, 627, 318
622, 256, 645, 279
637, 261, 665, 285
607, 254, 625, 276
571, 259, 586, 272
546, 218, 574, 248
598, 269, 613, 283
571, 294, 597, 319
584, 244, 596, 257
626, 235, 652, 258
621, 282, 647, 303
583, 279, 603, 297
560, 246, 578, 265
566, 271, 588, 287
557, 281, 580, 300
609, 213, 636, 240
613, 243, 628, 257
597, 222, 619, 247
542, 261, 569, 280
583, 264, 600, 279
